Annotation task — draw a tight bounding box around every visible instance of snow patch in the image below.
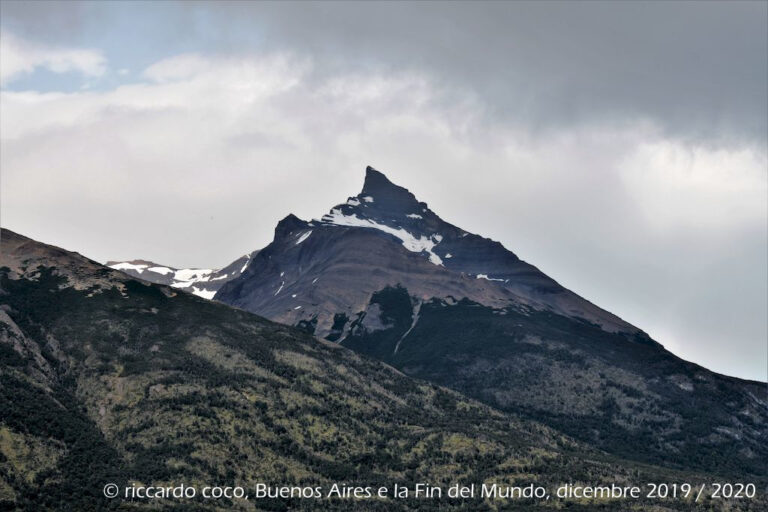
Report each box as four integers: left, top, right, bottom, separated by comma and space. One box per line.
295, 230, 312, 245
291, 294, 297, 298
175, 268, 213, 282
294, 306, 302, 310
321, 210, 443, 266
111, 262, 148, 273
191, 287, 216, 300
312, 277, 318, 284
170, 268, 216, 290
445, 253, 453, 258
427, 253, 442, 265
406, 214, 422, 219
240, 253, 252, 273
394, 301, 422, 353
275, 281, 284, 296
347, 197, 361, 206
361, 195, 374, 203
477, 274, 505, 282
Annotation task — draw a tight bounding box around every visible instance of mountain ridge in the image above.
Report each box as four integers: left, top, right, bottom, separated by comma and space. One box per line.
100, 166, 767, 476
216, 165, 639, 338
5, 227, 749, 511
107, 252, 256, 299
212, 166, 768, 475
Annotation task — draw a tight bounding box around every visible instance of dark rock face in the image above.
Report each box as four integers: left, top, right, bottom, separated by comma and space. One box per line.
217, 166, 633, 337
215, 166, 768, 476
343, 291, 768, 476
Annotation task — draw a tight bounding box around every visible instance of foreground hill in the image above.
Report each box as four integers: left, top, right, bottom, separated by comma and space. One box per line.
210, 167, 768, 476
3, 228, 749, 511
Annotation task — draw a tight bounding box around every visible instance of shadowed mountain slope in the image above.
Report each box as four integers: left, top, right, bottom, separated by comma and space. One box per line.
212, 167, 768, 476
3, 228, 744, 511
217, 167, 634, 338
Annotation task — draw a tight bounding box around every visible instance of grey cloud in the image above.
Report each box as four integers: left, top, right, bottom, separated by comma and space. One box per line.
211, 1, 768, 144
0, 1, 89, 39
3, 1, 767, 144
1, 1, 765, 381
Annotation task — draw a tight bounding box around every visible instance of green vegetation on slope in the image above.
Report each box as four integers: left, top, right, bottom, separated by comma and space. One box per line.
1, 234, 765, 511
341, 289, 768, 478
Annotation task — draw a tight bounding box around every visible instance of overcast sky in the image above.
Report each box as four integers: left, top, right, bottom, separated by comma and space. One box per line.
1, 1, 766, 381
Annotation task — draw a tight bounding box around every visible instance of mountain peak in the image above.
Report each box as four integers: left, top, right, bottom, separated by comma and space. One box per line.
362, 165, 398, 194
275, 213, 307, 237
360, 166, 422, 213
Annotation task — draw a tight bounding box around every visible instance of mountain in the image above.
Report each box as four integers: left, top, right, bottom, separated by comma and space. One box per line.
106, 252, 255, 299
217, 167, 634, 339
1, 228, 736, 511
212, 166, 768, 476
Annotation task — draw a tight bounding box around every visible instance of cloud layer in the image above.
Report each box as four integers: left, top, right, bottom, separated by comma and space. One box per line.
1, 3, 766, 381
0, 32, 105, 85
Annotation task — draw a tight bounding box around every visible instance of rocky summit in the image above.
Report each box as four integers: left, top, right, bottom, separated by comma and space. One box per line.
211, 166, 768, 476
217, 166, 635, 338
